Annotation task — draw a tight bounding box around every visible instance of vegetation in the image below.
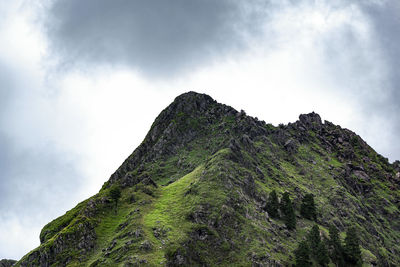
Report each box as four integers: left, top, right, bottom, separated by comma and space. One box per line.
300, 193, 317, 221
295, 241, 312, 267
293, 224, 363, 266
307, 225, 321, 253
344, 227, 362, 266
315, 240, 329, 266
328, 225, 345, 266
109, 185, 122, 213
281, 192, 296, 230
266, 190, 279, 218
15, 92, 400, 266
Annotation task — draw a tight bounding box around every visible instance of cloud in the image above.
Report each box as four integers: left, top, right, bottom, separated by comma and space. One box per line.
44, 0, 266, 78
40, 0, 400, 159
360, 2, 400, 114
0, 61, 86, 258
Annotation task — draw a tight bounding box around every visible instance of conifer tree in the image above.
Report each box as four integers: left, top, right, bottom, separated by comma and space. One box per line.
281, 192, 296, 230
344, 227, 362, 266
266, 190, 279, 218
300, 193, 317, 221
328, 225, 345, 267
109, 185, 122, 214
316, 239, 330, 266
295, 240, 312, 267
307, 225, 321, 253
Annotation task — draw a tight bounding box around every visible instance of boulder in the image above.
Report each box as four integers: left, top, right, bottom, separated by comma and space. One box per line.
298, 112, 323, 131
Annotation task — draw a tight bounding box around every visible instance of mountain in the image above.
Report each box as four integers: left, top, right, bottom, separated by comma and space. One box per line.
14, 92, 400, 266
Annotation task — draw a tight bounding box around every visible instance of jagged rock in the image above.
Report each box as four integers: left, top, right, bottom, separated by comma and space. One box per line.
255, 166, 264, 179
283, 138, 298, 153
241, 134, 253, 147
134, 229, 143, 238
118, 220, 130, 231
139, 240, 152, 251
394, 160, 400, 172
106, 240, 117, 251
298, 112, 322, 130
353, 170, 370, 182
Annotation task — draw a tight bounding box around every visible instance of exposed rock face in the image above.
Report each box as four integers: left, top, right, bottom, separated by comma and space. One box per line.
298, 111, 322, 131
15, 92, 400, 266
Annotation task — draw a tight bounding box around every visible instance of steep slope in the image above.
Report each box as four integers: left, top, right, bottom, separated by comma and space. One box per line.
16, 92, 400, 266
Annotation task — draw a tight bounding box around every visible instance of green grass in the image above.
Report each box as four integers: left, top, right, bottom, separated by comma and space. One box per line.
16, 107, 400, 266
142, 165, 204, 265
86, 191, 135, 266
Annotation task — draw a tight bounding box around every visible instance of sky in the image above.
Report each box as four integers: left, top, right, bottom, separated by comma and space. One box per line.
0, 0, 399, 260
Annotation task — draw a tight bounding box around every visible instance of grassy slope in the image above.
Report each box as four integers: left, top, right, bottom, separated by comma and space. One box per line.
17, 140, 399, 266
16, 109, 400, 266
142, 165, 203, 265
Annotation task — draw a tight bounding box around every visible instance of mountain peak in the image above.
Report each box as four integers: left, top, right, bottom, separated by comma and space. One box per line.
299, 111, 322, 125
166, 91, 217, 117
16, 92, 400, 267
173, 91, 214, 104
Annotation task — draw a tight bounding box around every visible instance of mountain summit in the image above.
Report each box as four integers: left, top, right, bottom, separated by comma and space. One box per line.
15, 92, 400, 266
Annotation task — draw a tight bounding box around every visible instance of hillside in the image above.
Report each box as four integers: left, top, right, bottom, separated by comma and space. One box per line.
15, 92, 400, 266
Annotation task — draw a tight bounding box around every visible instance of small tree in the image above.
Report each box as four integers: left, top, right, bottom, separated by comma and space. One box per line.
316, 240, 330, 266
300, 194, 317, 221
295, 240, 312, 267
109, 185, 122, 214
328, 225, 345, 267
344, 227, 362, 266
281, 192, 296, 230
307, 225, 321, 253
266, 190, 279, 218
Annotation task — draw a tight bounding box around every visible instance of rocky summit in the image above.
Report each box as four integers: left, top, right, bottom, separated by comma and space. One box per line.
13, 92, 400, 266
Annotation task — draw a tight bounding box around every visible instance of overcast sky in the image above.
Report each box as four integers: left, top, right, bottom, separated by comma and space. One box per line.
1, 0, 399, 260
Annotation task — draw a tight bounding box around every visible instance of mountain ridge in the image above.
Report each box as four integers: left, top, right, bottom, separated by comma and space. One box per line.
13, 91, 400, 266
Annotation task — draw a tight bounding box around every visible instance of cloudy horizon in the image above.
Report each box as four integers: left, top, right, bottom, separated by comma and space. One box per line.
1, 0, 399, 260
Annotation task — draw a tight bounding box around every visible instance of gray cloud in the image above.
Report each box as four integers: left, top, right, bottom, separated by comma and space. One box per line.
44, 0, 264, 77
0, 61, 84, 259
43, 0, 400, 162
361, 2, 400, 110
355, 2, 400, 160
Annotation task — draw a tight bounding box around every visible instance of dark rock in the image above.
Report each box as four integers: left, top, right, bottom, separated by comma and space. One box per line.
139, 240, 152, 251
153, 227, 167, 239
241, 134, 253, 147
129, 194, 136, 203
106, 240, 117, 252
118, 221, 130, 231
134, 229, 143, 238
229, 138, 241, 153
353, 170, 370, 182
394, 160, 400, 172
142, 177, 158, 187
298, 112, 322, 131
283, 138, 298, 153
125, 240, 134, 246
255, 166, 264, 179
